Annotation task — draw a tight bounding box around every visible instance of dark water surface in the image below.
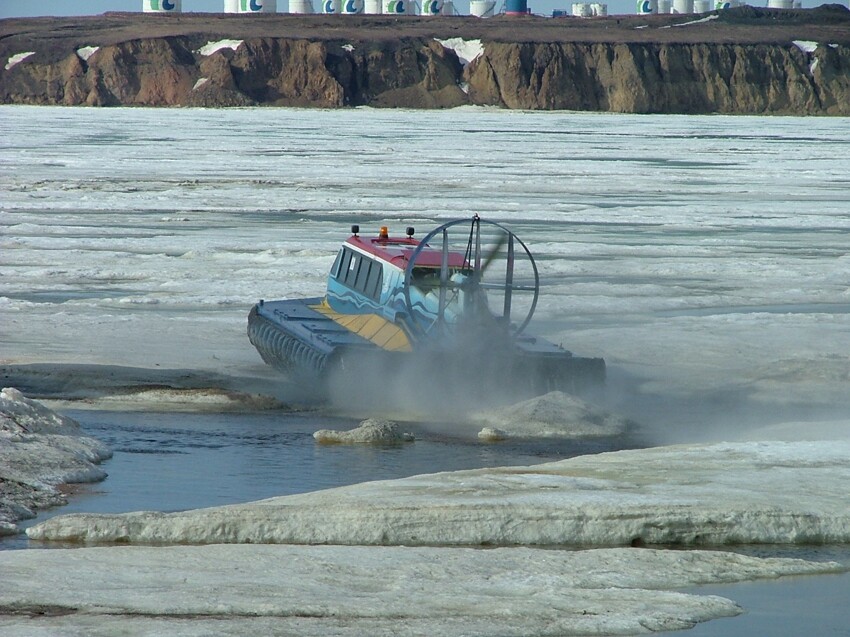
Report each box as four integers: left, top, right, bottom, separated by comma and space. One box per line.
4, 407, 611, 549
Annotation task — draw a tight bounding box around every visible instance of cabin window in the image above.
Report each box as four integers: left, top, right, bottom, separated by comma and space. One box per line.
334, 247, 382, 302
365, 261, 383, 300
331, 249, 343, 278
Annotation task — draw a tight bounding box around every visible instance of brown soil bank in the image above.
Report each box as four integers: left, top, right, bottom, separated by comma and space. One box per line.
1, 5, 849, 113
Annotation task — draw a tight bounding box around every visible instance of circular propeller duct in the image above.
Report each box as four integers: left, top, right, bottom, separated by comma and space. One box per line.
403, 216, 539, 342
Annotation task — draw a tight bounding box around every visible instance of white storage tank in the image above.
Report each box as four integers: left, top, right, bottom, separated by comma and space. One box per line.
364, 0, 382, 11
224, 0, 239, 11
658, 0, 671, 12
384, 0, 412, 12
572, 2, 592, 16
636, 0, 657, 13
671, 0, 693, 13
322, 0, 341, 12
693, 0, 710, 11
590, 3, 607, 15
237, 0, 277, 10
290, 0, 315, 10
470, 0, 497, 15
422, 0, 444, 14
767, 0, 793, 7
342, 0, 365, 12
143, 0, 182, 12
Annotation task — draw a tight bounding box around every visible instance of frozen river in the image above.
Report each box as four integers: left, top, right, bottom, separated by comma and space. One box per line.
2, 105, 850, 635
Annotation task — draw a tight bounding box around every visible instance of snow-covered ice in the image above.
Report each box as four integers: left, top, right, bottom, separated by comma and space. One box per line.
0, 388, 111, 535
2, 106, 850, 634
314, 418, 414, 444
26, 439, 850, 546
0, 544, 842, 637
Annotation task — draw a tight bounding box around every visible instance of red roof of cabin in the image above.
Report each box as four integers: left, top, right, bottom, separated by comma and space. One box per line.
346, 232, 467, 269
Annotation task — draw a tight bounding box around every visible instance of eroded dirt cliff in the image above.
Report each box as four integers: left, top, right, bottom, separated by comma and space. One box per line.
1, 6, 849, 113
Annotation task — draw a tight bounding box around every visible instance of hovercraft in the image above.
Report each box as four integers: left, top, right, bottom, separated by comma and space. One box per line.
248, 216, 604, 402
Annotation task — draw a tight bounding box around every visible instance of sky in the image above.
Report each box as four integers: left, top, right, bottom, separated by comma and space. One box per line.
2, 0, 831, 20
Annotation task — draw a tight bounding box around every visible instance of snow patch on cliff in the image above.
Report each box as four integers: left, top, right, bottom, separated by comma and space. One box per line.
197, 39, 243, 56
76, 46, 99, 61
435, 38, 483, 67
4, 52, 34, 71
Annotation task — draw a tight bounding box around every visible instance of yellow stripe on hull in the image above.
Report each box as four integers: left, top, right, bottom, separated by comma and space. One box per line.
310, 300, 412, 353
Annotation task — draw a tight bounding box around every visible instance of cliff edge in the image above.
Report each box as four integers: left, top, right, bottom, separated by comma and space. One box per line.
2, 6, 849, 114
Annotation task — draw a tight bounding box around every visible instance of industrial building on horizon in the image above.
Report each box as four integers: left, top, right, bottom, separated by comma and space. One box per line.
142, 0, 806, 15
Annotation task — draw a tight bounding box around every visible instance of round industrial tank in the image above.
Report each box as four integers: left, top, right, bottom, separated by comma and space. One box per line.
658, 0, 671, 12
470, 0, 497, 15
224, 0, 239, 11
505, 0, 528, 13
692, 0, 710, 11
290, 0, 315, 10
322, 0, 341, 12
636, 0, 657, 13
572, 2, 592, 16
364, 0, 382, 11
143, 0, 182, 11
422, 0, 444, 13
384, 0, 413, 12
671, 0, 692, 12
342, 0, 365, 11
591, 2, 607, 15
237, 0, 276, 9
715, 0, 733, 8
767, 0, 793, 6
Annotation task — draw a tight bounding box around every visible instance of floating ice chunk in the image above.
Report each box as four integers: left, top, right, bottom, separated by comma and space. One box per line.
435, 38, 483, 68
478, 427, 507, 441
197, 39, 243, 56
27, 440, 850, 547
76, 46, 99, 61
4, 51, 35, 71
314, 418, 414, 444
793, 40, 818, 54
193, 77, 209, 91
473, 391, 631, 439
342, 43, 355, 52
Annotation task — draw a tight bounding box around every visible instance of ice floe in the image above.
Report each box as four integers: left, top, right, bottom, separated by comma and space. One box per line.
0, 388, 111, 535
196, 39, 243, 56
314, 418, 414, 444
0, 544, 842, 637
472, 391, 631, 440
4, 51, 34, 71
27, 439, 850, 547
